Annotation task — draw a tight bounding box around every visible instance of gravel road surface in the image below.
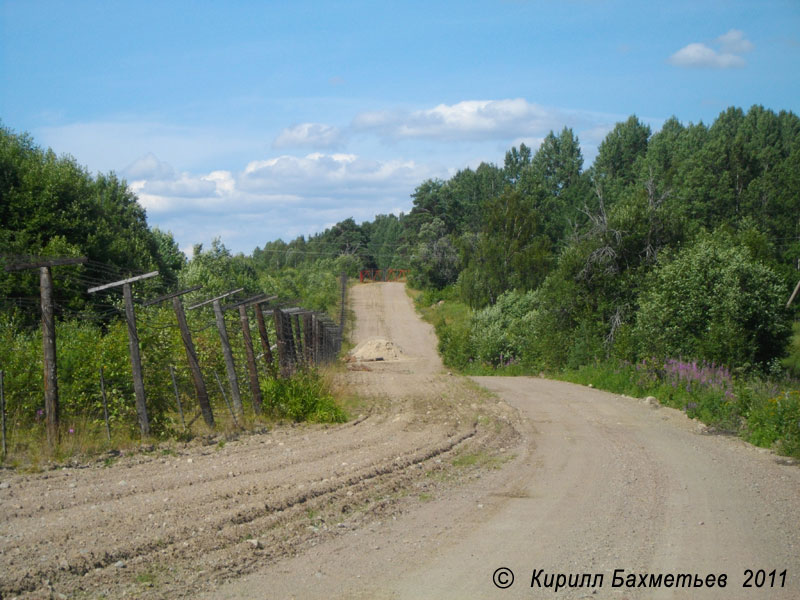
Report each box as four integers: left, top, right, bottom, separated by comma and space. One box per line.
2, 282, 798, 599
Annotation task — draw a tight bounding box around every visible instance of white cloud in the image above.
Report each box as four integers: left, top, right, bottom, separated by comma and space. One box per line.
240, 152, 433, 193
138, 150, 441, 252
668, 30, 753, 69
272, 122, 344, 149
124, 152, 176, 180
38, 99, 638, 254
716, 29, 754, 54
352, 99, 562, 142
127, 150, 443, 244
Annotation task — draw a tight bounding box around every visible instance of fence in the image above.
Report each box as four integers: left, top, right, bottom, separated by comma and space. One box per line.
358, 268, 408, 283
1, 256, 347, 442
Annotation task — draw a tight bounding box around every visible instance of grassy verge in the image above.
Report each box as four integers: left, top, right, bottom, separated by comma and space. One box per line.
1, 367, 347, 470
409, 285, 800, 460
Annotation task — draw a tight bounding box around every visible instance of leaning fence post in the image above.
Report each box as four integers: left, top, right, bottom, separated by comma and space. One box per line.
273, 308, 290, 377
254, 303, 277, 378
99, 366, 111, 442
291, 312, 304, 367
88, 271, 159, 438
187, 288, 244, 420
143, 286, 215, 429
238, 305, 263, 415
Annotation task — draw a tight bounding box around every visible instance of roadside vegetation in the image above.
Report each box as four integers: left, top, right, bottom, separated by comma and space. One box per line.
414, 286, 800, 459
0, 125, 349, 467
2, 104, 799, 462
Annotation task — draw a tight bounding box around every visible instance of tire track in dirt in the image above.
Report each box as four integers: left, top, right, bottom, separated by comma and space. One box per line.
0, 282, 517, 599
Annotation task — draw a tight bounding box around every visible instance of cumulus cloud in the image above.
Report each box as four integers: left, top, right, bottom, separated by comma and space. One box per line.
126, 155, 234, 214
132, 150, 445, 252
669, 29, 753, 69
123, 152, 176, 180
127, 150, 441, 226
240, 152, 434, 194
352, 99, 562, 142
272, 123, 344, 149
716, 29, 754, 54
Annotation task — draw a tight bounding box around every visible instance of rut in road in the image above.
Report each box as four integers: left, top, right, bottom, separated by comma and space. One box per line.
205, 285, 800, 600
0, 282, 518, 599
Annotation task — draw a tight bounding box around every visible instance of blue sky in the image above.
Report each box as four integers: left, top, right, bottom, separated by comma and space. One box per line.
2, 0, 799, 255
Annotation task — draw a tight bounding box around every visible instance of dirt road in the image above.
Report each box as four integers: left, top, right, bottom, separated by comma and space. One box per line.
2, 282, 799, 599
210, 283, 800, 600
0, 282, 515, 599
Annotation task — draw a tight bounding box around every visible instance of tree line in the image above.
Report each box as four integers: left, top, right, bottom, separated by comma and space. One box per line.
0, 124, 346, 456
257, 106, 799, 373
1, 105, 798, 452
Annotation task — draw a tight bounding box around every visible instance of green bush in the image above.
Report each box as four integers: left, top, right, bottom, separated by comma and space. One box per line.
263, 370, 346, 423
634, 230, 791, 367
744, 389, 800, 455
470, 290, 537, 367
782, 322, 800, 378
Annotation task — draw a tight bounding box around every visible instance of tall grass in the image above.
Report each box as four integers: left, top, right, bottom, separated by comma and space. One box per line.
560, 360, 800, 458
411, 286, 800, 459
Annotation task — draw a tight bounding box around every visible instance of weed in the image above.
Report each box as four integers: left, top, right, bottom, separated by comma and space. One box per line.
452, 449, 510, 469
135, 572, 157, 585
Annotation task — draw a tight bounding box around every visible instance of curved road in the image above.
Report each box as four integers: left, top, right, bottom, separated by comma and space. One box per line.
211, 282, 800, 599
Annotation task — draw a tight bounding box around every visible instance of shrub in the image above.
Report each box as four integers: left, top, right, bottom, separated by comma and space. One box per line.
634, 230, 791, 367
263, 370, 346, 423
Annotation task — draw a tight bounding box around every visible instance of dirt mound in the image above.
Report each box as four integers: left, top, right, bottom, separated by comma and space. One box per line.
347, 337, 405, 362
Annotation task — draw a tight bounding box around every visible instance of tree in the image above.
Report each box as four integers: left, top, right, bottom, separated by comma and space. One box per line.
503, 143, 532, 185
459, 189, 551, 307
593, 115, 651, 189
634, 230, 791, 366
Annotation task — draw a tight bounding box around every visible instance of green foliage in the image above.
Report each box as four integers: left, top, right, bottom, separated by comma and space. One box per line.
634, 230, 791, 367
458, 189, 552, 307
0, 125, 183, 318
469, 290, 537, 367
262, 370, 346, 423
782, 322, 800, 378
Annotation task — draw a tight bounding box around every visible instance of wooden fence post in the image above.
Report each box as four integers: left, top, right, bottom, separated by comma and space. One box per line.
88, 270, 159, 438
291, 312, 304, 366
187, 289, 244, 420
123, 283, 149, 436
238, 305, 262, 415
40, 266, 59, 447
273, 308, 290, 377
172, 296, 214, 427
213, 299, 243, 418
143, 286, 215, 428
254, 303, 276, 377
303, 313, 314, 365
5, 256, 87, 448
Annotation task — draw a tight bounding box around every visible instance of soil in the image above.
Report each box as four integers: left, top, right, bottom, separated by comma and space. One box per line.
2, 282, 799, 599
0, 282, 518, 599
